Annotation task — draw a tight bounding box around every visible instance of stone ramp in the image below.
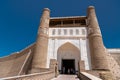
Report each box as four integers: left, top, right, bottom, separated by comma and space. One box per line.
51, 75, 79, 80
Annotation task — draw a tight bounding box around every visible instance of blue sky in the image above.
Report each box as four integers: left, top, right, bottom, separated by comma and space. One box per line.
0, 0, 120, 57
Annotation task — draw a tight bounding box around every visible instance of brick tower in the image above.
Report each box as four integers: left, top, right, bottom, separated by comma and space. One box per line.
87, 6, 109, 70
31, 8, 50, 72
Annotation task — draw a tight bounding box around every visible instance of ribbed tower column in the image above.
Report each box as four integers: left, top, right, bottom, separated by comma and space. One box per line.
31, 8, 50, 71
87, 6, 109, 70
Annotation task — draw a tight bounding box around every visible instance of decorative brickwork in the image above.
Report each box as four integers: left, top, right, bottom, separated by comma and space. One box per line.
87, 6, 109, 70
31, 8, 50, 72
0, 6, 119, 80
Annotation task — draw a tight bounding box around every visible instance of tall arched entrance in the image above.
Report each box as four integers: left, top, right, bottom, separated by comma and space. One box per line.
57, 42, 80, 74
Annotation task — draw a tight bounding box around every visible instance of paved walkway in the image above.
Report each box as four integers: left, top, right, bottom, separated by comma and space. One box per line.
51, 75, 80, 80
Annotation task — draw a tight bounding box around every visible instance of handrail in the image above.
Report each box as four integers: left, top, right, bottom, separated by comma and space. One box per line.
17, 49, 31, 75
0, 71, 54, 80
80, 72, 102, 80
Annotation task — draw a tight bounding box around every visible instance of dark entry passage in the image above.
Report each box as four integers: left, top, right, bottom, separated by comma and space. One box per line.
62, 59, 75, 74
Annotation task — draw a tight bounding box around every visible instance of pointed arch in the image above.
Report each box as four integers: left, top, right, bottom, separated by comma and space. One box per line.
57, 42, 81, 72
57, 41, 80, 52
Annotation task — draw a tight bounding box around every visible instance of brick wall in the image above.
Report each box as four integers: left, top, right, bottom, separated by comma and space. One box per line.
1, 71, 55, 80
107, 52, 120, 80
0, 43, 35, 78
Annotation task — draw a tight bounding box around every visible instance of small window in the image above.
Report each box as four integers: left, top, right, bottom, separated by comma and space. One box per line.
76, 29, 79, 35
64, 29, 67, 35
70, 29, 73, 35
58, 29, 61, 35
82, 29, 85, 35
52, 29, 55, 35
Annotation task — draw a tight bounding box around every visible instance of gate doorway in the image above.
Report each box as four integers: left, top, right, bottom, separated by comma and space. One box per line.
62, 59, 75, 74
57, 42, 80, 74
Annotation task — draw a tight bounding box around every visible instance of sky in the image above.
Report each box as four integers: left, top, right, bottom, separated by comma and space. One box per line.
0, 0, 120, 57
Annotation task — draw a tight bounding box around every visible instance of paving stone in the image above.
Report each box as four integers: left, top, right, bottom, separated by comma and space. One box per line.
51, 75, 80, 80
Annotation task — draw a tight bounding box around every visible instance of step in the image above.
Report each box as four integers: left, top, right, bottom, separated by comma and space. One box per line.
51, 75, 80, 80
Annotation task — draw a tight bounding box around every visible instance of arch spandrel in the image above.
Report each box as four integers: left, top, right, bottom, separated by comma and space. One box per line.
56, 41, 80, 52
